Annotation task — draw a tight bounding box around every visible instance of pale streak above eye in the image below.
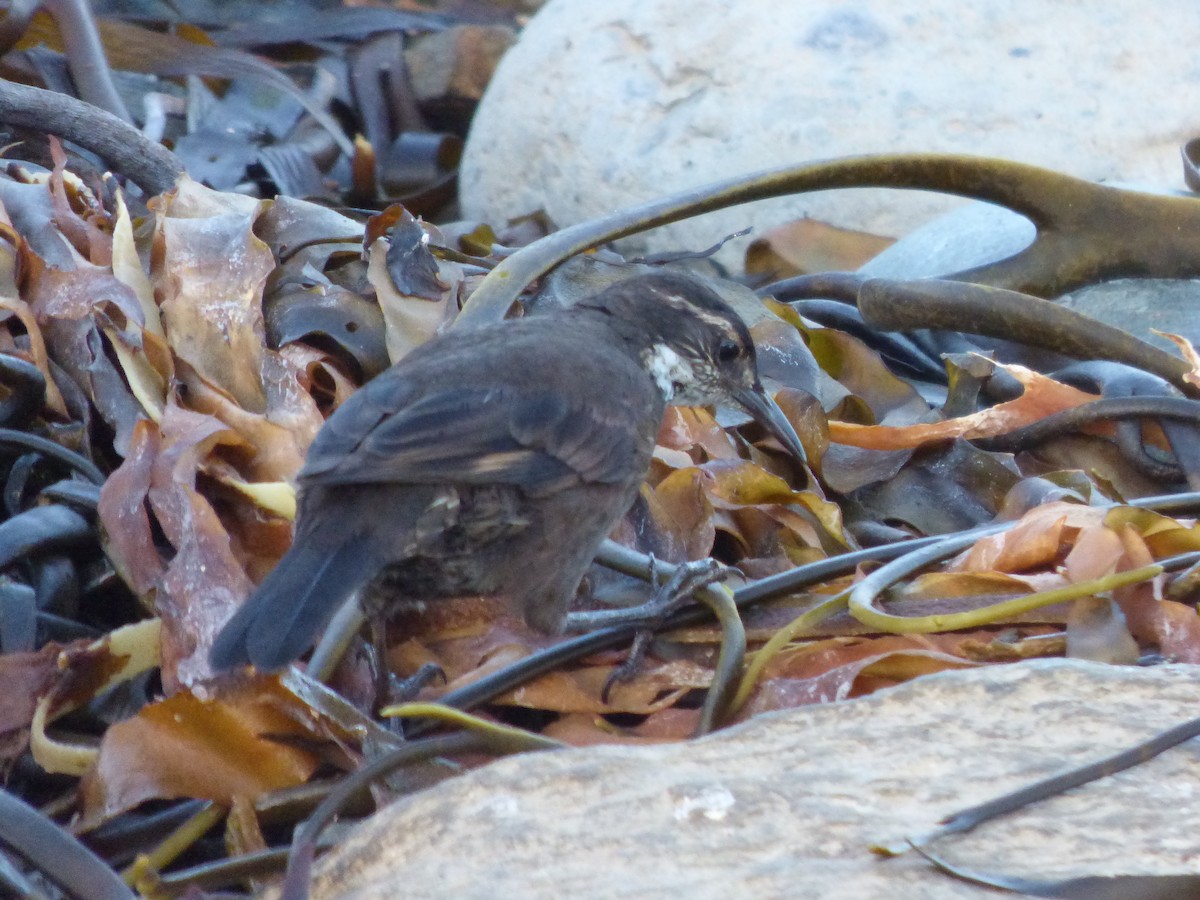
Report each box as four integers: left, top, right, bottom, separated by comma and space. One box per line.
659, 293, 739, 334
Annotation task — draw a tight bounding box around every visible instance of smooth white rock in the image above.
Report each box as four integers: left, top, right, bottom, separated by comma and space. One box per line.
461, 0, 1200, 267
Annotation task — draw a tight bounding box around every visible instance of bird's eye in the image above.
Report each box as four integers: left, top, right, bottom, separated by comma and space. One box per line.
717, 339, 742, 362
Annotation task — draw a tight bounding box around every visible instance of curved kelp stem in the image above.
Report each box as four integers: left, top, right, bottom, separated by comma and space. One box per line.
0, 788, 134, 900
855, 279, 1195, 395
459, 153, 1200, 325
768, 273, 1195, 395
0, 79, 183, 195
848, 558, 1169, 634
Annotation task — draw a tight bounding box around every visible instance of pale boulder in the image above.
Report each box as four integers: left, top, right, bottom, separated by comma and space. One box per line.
461, 0, 1200, 268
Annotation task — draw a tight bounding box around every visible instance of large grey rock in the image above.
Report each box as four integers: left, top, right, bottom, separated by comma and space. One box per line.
304, 660, 1200, 898
461, 0, 1200, 268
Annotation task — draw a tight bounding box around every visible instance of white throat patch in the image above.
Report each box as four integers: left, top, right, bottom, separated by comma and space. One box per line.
642, 343, 695, 401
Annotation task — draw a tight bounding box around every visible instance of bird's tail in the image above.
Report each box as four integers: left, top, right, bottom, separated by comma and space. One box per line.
209, 526, 378, 672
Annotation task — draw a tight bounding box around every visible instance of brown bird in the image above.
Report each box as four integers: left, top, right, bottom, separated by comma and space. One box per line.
210, 272, 807, 672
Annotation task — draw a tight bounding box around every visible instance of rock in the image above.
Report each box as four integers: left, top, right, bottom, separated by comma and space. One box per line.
302, 660, 1200, 898
858, 201, 1034, 281
461, 0, 1200, 269
1057, 279, 1200, 353
860, 198, 1200, 352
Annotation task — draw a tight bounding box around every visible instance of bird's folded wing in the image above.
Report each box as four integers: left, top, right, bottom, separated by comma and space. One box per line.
299, 386, 643, 491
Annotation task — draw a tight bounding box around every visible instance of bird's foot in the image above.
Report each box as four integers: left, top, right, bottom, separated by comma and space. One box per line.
368, 613, 446, 716
565, 557, 734, 702
567, 557, 732, 631
387, 662, 447, 704
644, 556, 733, 623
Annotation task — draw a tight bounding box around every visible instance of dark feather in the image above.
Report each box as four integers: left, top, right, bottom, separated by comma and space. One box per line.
209, 528, 380, 671
300, 383, 642, 491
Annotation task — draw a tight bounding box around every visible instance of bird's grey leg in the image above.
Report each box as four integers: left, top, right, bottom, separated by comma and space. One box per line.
565, 558, 733, 699
367, 614, 392, 713
564, 557, 731, 631
360, 593, 446, 713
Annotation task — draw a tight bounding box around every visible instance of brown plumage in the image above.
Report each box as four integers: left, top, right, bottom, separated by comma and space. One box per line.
210, 272, 806, 671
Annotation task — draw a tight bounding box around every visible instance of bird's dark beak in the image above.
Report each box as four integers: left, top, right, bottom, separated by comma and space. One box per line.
733, 382, 808, 465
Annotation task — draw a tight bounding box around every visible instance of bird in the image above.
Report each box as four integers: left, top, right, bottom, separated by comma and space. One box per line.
209, 271, 808, 673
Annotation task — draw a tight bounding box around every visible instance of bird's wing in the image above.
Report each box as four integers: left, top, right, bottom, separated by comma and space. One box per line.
299, 383, 648, 492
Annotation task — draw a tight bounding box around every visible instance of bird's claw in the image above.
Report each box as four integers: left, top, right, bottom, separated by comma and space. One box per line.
566, 557, 734, 633
646, 557, 731, 620
581, 557, 735, 703
387, 661, 447, 703
601, 629, 656, 703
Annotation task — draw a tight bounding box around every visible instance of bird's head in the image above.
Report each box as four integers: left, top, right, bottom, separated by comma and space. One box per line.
581, 272, 809, 465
